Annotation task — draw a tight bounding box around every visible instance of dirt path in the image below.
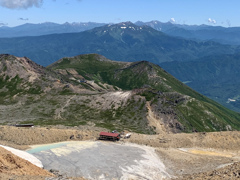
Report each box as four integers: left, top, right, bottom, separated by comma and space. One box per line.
146, 102, 167, 134
55, 95, 76, 119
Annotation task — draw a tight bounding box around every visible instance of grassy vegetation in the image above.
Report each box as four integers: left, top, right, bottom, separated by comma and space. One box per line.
59, 88, 75, 95
17, 94, 154, 134
1, 53, 240, 134
140, 90, 157, 101
0, 75, 23, 96
47, 55, 240, 132
100, 70, 149, 90
49, 54, 123, 79
62, 96, 154, 134
0, 75, 41, 105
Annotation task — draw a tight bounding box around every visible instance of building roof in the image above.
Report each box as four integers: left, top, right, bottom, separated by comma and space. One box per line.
100, 132, 120, 137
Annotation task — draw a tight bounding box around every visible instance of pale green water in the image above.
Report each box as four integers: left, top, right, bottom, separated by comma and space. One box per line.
26, 142, 69, 154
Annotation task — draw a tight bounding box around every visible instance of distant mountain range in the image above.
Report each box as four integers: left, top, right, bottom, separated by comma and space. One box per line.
1, 20, 240, 45
0, 22, 238, 66
1, 53, 240, 133
0, 22, 106, 37
136, 20, 240, 45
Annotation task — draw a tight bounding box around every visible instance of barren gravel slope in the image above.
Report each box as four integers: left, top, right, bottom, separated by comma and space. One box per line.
179, 162, 240, 180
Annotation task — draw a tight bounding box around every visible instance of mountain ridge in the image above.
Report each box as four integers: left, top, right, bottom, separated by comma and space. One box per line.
0, 22, 106, 38
2, 20, 240, 45
137, 20, 240, 45
0, 21, 238, 66
48, 54, 240, 133
1, 53, 240, 133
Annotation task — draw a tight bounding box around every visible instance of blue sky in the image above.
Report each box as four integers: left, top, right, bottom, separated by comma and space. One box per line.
0, 0, 239, 27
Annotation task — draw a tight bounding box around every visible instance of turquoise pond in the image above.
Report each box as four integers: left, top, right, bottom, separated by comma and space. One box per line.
26, 142, 69, 154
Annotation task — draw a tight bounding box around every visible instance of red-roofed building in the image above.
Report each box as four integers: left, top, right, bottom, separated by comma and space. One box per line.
99, 132, 120, 141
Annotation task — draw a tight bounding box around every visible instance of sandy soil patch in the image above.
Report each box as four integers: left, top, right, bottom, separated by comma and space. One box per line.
0, 125, 102, 149
186, 148, 233, 157
0, 147, 53, 177
0, 145, 43, 168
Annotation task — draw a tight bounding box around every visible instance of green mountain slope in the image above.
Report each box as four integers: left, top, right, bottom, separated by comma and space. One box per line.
161, 53, 240, 112
0, 53, 239, 134
48, 54, 240, 133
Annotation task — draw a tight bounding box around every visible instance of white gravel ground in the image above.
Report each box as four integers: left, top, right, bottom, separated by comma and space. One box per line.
27, 141, 172, 180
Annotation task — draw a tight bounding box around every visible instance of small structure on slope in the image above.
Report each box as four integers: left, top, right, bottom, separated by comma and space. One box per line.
99, 132, 120, 141
15, 124, 34, 127
124, 133, 131, 139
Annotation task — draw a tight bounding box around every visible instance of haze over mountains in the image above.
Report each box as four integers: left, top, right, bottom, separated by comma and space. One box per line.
161, 53, 240, 112
1, 20, 240, 45
136, 21, 240, 45
0, 22, 238, 66
1, 20, 240, 113
0, 22, 106, 37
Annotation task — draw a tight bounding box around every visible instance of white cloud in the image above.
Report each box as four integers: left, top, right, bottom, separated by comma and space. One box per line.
169, 18, 176, 23
208, 18, 216, 24
0, 0, 82, 9
0, 0, 43, 9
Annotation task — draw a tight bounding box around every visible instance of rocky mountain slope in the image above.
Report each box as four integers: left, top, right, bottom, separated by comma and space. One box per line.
180, 162, 240, 180
0, 22, 238, 66
0, 54, 96, 98
0, 54, 240, 134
